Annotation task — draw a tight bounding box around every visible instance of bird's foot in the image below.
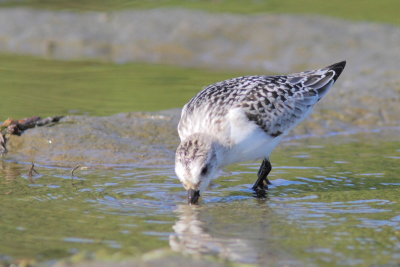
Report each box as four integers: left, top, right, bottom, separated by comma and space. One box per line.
252, 178, 270, 190
252, 187, 267, 198
252, 178, 270, 198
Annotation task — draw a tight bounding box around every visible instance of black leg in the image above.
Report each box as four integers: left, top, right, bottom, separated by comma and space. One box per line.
252, 158, 272, 191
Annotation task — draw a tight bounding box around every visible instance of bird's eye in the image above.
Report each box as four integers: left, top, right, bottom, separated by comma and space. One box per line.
201, 166, 208, 176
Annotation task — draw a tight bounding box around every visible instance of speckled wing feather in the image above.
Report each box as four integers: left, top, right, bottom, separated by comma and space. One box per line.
241, 61, 346, 137
178, 61, 346, 139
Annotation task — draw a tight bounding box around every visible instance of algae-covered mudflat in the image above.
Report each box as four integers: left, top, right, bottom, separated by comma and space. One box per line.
0, 1, 400, 266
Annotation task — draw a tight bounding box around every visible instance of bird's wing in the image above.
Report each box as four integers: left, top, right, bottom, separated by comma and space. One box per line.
178, 61, 346, 140
177, 76, 249, 140
240, 61, 346, 137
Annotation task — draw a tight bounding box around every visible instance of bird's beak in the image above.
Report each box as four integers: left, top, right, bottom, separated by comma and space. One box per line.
187, 189, 200, 205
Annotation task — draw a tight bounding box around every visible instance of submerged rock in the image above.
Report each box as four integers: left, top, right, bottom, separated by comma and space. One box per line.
5, 110, 180, 167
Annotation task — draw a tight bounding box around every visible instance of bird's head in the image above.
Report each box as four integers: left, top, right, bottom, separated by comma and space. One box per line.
175, 134, 219, 205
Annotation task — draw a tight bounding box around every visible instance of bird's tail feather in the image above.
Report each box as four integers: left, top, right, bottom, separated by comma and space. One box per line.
325, 60, 346, 82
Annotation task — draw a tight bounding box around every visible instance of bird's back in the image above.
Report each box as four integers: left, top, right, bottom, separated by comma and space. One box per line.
178, 61, 346, 142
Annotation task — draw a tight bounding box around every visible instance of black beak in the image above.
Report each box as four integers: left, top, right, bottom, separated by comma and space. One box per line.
187, 189, 200, 205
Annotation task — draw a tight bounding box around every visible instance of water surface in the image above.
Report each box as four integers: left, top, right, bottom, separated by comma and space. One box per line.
0, 52, 399, 267
1, 129, 399, 266
0, 53, 246, 119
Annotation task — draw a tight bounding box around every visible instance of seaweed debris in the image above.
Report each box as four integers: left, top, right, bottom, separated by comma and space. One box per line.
0, 116, 63, 155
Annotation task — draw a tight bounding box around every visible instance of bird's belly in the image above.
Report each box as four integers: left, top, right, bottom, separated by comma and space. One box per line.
219, 108, 282, 165
222, 127, 282, 166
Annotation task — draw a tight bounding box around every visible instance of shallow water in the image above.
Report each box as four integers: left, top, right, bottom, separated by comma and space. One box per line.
1, 128, 399, 266
0, 52, 399, 266
0, 53, 245, 119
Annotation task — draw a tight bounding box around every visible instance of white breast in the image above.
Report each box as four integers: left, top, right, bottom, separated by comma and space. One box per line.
220, 108, 283, 166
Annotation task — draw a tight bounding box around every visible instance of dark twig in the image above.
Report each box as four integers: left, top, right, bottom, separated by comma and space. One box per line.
28, 162, 39, 183
71, 165, 87, 188
71, 165, 80, 177
71, 165, 78, 187
28, 162, 39, 176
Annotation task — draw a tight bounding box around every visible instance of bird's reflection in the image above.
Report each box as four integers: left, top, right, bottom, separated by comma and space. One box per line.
169, 204, 259, 263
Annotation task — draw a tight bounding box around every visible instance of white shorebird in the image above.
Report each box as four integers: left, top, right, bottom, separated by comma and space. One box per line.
175, 61, 346, 204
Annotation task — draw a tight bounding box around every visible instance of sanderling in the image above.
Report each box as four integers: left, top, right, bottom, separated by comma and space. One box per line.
175, 61, 346, 204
